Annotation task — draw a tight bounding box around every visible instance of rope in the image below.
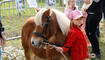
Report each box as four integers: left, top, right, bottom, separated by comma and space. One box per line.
42, 42, 68, 60
60, 51, 68, 60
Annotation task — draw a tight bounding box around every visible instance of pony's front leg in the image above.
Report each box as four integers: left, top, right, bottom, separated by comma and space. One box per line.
46, 47, 61, 60
46, 35, 61, 60
24, 49, 35, 60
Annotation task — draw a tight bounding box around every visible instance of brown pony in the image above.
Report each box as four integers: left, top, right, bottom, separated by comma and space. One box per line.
21, 8, 71, 60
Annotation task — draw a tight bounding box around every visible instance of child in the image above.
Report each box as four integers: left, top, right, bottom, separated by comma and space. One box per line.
56, 10, 89, 60
64, 0, 78, 20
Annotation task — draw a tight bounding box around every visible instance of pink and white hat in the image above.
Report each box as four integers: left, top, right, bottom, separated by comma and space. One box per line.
69, 10, 83, 20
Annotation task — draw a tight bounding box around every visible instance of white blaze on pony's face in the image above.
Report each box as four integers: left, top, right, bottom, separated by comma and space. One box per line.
31, 34, 42, 47
31, 8, 51, 47
31, 26, 43, 47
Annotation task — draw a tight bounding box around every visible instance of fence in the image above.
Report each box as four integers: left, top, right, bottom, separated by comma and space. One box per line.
0, 0, 65, 40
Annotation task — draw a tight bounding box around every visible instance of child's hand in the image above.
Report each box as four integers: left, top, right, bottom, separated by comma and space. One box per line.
55, 47, 63, 52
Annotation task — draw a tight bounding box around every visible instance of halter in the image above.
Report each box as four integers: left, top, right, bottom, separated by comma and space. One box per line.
34, 13, 69, 48
34, 15, 51, 41
33, 9, 69, 60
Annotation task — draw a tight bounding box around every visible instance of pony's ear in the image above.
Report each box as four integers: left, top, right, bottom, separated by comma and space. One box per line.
44, 8, 50, 15
35, 8, 40, 12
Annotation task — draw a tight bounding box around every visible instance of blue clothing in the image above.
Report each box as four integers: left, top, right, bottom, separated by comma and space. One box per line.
75, 0, 83, 10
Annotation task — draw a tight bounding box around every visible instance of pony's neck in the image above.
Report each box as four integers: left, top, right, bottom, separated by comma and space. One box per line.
49, 11, 66, 44
51, 9, 70, 36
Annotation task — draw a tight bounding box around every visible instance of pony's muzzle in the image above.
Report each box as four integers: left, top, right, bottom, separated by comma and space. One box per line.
31, 39, 42, 47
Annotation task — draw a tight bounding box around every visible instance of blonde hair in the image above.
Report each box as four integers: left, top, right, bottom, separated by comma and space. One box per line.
65, 0, 76, 10
35, 8, 70, 36
65, 0, 71, 9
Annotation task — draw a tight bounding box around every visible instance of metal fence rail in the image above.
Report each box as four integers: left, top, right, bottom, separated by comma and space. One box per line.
0, 0, 64, 40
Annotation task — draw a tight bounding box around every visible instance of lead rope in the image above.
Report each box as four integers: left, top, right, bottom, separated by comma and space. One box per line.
60, 51, 68, 60
42, 42, 68, 60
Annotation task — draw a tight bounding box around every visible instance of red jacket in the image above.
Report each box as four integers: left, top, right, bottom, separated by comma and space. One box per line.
62, 24, 89, 60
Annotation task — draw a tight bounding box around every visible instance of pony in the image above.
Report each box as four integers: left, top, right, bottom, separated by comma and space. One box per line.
21, 8, 71, 60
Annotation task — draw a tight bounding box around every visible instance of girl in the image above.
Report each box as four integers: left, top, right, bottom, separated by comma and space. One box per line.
64, 0, 78, 20
65, 0, 91, 47
56, 10, 89, 60
65, 0, 87, 29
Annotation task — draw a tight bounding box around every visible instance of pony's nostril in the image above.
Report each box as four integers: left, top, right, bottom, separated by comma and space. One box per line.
32, 41, 34, 44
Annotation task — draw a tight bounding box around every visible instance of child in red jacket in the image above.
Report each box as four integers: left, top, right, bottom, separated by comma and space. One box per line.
56, 10, 89, 60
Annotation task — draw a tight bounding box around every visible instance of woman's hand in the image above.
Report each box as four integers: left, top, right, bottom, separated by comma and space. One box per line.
55, 47, 63, 52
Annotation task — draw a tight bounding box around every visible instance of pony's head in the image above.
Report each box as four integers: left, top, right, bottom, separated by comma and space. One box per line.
31, 8, 70, 47
31, 8, 52, 47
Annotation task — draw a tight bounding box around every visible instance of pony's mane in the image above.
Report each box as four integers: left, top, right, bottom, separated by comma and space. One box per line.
35, 8, 47, 26
52, 9, 70, 35
35, 8, 70, 36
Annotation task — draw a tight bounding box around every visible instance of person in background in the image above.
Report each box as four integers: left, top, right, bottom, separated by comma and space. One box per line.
0, 16, 6, 60
85, 0, 104, 58
56, 10, 89, 60
103, 0, 105, 21
103, 9, 105, 21
64, 0, 78, 20
82, 0, 100, 38
0, 21, 6, 46
47, 0, 56, 6
75, 0, 84, 10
